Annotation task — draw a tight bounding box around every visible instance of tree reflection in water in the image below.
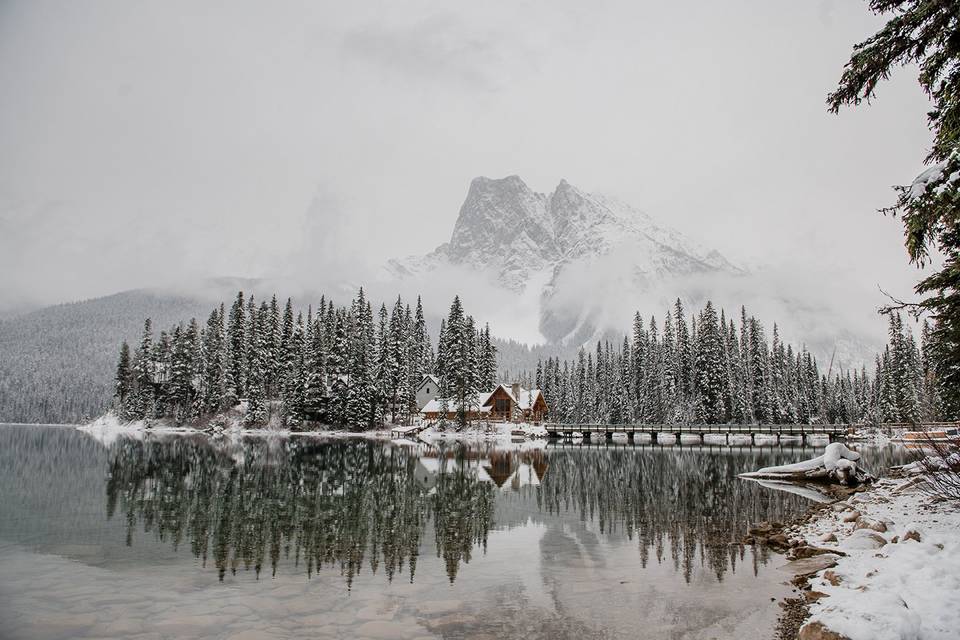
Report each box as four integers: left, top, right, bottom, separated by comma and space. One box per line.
534, 445, 815, 583
106, 437, 498, 587
105, 437, 831, 588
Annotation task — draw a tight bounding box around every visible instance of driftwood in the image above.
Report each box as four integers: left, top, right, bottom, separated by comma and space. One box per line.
740, 442, 874, 486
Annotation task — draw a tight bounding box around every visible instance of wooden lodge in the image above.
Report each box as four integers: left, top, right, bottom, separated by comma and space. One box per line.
420, 382, 548, 424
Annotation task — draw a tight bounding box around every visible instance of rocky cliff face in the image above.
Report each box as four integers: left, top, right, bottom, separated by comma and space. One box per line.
387, 175, 741, 343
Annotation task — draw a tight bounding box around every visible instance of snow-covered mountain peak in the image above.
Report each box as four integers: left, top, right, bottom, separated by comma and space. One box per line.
385, 175, 742, 342
389, 175, 739, 290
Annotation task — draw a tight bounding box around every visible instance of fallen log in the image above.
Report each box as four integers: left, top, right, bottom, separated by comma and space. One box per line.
740, 442, 874, 486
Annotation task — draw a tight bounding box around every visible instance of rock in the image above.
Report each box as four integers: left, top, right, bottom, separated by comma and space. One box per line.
778, 554, 840, 577
902, 528, 922, 543
854, 517, 888, 533
831, 502, 850, 512
790, 546, 839, 560
799, 621, 852, 640
768, 533, 791, 549
841, 529, 887, 550
804, 590, 829, 603
749, 522, 774, 536
822, 570, 842, 586
891, 535, 900, 543
841, 510, 861, 523
819, 532, 838, 543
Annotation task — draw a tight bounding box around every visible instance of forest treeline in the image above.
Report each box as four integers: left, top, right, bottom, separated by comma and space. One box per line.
113, 289, 497, 430
112, 290, 950, 429
534, 301, 948, 426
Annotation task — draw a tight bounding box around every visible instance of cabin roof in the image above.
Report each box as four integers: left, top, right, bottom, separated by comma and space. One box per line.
421, 384, 546, 414
482, 384, 544, 410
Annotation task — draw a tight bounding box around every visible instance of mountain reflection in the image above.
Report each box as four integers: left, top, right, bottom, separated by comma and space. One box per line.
103, 436, 819, 587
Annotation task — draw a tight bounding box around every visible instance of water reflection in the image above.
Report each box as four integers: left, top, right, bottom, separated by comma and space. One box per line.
100, 435, 854, 588
0, 425, 914, 594
104, 437, 501, 587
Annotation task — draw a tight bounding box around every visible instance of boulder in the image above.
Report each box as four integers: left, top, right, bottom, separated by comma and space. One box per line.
790, 545, 841, 560
799, 621, 852, 640
841, 510, 861, 523
778, 554, 840, 577
854, 517, 888, 533
841, 529, 887, 550
768, 533, 791, 549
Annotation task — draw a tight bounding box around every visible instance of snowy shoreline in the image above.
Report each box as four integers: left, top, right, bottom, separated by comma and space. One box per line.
763, 478, 960, 640
77, 414, 548, 448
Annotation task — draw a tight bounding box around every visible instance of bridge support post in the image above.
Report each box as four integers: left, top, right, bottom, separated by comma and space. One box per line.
605, 431, 613, 441
627, 432, 635, 443
547, 431, 559, 439
699, 433, 704, 444
581, 431, 591, 441
650, 431, 658, 444
750, 433, 755, 445
674, 432, 681, 445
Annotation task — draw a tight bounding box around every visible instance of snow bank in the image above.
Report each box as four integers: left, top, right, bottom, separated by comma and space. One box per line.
790, 480, 960, 640
416, 422, 547, 446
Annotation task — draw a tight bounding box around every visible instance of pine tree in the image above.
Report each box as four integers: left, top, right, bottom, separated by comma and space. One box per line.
282, 314, 307, 427
693, 301, 726, 423
200, 307, 225, 414
114, 341, 133, 417
225, 292, 246, 405
133, 319, 155, 420
829, 1, 960, 416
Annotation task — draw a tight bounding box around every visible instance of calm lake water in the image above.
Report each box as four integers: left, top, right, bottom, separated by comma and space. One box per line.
0, 425, 912, 640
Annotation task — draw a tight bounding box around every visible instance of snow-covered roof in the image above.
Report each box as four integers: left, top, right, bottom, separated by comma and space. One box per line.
420, 385, 545, 414
482, 384, 544, 410
421, 397, 493, 414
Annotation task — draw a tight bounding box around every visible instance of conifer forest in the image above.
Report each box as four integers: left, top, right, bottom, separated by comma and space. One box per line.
113, 289, 497, 430
113, 288, 949, 430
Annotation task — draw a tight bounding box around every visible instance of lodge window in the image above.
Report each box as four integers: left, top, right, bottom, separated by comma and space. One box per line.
495, 398, 510, 412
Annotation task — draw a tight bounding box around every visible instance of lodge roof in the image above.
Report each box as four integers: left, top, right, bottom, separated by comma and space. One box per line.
420, 384, 545, 414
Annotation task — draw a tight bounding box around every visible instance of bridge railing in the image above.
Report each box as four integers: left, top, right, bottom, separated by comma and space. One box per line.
543, 423, 849, 434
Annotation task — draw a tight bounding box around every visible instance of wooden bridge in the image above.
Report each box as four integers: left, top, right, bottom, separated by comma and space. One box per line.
544, 423, 848, 445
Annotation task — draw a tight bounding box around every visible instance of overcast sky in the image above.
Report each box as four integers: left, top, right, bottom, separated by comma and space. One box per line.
0, 0, 936, 320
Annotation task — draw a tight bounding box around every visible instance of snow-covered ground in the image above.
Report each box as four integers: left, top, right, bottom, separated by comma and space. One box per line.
79, 413, 549, 448
782, 478, 960, 640
415, 421, 546, 446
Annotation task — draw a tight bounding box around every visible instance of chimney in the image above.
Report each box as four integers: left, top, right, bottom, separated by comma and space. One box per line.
511, 382, 521, 399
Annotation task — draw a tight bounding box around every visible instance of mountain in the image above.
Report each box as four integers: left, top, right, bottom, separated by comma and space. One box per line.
0, 290, 214, 424
387, 176, 742, 344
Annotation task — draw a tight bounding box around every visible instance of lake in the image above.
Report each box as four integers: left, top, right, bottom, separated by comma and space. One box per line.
0, 425, 911, 639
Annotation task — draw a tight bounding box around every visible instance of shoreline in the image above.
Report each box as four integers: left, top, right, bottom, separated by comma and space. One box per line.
75, 414, 551, 448
753, 478, 959, 640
